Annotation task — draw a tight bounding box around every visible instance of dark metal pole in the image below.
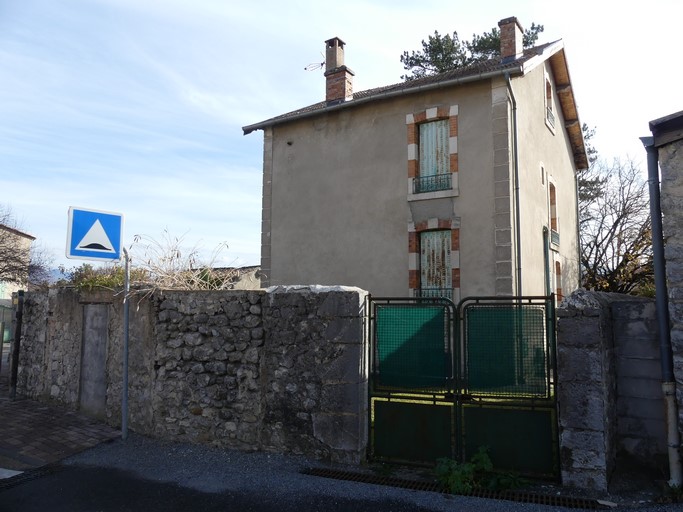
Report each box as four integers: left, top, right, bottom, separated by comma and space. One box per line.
0, 321, 4, 375
122, 248, 130, 440
9, 290, 24, 400
642, 137, 674, 379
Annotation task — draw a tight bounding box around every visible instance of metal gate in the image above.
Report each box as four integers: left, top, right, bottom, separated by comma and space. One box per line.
367, 295, 558, 479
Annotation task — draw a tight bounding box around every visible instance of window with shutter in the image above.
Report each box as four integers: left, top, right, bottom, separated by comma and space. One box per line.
415, 120, 451, 193
420, 230, 452, 298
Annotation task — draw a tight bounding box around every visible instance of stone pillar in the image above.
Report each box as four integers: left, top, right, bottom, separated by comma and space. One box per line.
261, 286, 368, 463
557, 291, 617, 491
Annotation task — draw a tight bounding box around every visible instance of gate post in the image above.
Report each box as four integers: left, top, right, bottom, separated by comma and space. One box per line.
556, 292, 616, 491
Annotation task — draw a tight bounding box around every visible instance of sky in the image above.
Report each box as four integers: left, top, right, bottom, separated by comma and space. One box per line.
1, 0, 681, 271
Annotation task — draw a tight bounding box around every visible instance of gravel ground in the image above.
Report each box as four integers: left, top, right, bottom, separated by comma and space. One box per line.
49, 434, 683, 512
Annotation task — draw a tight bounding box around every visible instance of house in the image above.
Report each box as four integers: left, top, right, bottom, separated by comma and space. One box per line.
0, 223, 34, 341
243, 17, 587, 301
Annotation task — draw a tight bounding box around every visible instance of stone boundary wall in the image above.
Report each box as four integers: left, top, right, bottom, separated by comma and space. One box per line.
557, 291, 666, 491
16, 286, 368, 464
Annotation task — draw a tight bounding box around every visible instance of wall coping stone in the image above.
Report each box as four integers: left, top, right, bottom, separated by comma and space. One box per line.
266, 285, 367, 294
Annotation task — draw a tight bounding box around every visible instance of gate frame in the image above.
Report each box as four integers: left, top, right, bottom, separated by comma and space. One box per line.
366, 294, 559, 479
457, 295, 559, 479
366, 296, 457, 465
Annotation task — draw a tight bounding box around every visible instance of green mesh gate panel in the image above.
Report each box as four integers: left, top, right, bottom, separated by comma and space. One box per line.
368, 296, 558, 478
462, 405, 557, 477
464, 304, 549, 398
375, 304, 450, 391
372, 399, 454, 463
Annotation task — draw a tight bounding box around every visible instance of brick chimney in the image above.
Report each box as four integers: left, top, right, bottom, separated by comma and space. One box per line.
324, 37, 354, 105
498, 17, 524, 62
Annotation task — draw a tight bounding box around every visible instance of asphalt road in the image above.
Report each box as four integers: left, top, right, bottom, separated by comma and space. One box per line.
1, 434, 682, 512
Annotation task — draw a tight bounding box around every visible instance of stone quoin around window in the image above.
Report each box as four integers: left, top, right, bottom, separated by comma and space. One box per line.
408, 218, 461, 303
407, 105, 459, 202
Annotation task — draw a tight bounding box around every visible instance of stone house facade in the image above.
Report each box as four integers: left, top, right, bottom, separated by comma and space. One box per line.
243, 17, 587, 301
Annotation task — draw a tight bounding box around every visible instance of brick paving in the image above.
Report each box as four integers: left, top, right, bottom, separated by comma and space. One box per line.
0, 346, 120, 472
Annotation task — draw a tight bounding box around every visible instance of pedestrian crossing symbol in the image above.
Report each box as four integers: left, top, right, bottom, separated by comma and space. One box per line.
67, 207, 124, 261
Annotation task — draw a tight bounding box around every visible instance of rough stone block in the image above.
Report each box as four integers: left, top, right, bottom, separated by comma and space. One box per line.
561, 469, 608, 492
569, 448, 606, 471
318, 344, 365, 382
615, 357, 661, 381
618, 377, 662, 401
557, 317, 603, 347
558, 384, 608, 431
560, 429, 605, 453
323, 317, 363, 344
317, 292, 363, 318
312, 413, 362, 452
320, 382, 363, 414
557, 348, 602, 382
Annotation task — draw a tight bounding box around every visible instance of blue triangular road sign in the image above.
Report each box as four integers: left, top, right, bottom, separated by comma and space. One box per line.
67, 207, 124, 261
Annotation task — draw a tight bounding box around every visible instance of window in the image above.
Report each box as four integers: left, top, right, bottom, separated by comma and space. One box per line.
415, 119, 451, 193
406, 105, 458, 199
419, 230, 452, 298
545, 75, 555, 130
549, 183, 560, 247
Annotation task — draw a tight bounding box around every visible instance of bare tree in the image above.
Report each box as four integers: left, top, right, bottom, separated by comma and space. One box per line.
580, 157, 653, 295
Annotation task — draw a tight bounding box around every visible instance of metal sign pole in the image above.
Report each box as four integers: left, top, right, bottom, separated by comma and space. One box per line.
122, 248, 130, 440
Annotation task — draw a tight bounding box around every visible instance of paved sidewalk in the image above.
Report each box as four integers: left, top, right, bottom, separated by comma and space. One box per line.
0, 346, 119, 475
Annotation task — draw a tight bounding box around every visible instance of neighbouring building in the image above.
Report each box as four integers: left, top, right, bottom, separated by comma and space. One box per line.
0, 223, 34, 341
243, 17, 587, 301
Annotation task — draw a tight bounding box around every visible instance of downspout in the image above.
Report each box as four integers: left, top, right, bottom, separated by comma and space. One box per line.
641, 136, 682, 488
505, 73, 522, 296
575, 172, 582, 288
543, 227, 551, 296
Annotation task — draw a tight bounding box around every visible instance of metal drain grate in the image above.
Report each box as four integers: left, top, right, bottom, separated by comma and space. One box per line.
303, 467, 610, 510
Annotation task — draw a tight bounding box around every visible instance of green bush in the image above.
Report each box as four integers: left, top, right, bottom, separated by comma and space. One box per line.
435, 446, 526, 494
58, 264, 148, 291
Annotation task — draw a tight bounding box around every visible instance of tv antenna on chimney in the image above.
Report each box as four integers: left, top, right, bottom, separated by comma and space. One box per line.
304, 52, 325, 72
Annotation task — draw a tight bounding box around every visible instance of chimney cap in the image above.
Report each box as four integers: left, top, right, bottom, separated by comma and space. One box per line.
325, 37, 346, 48
498, 16, 523, 30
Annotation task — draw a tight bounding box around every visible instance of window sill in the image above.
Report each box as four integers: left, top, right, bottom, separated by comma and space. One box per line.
408, 188, 460, 202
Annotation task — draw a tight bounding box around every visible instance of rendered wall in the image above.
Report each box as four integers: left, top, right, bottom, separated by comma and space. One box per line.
261, 69, 580, 300
512, 62, 581, 297
263, 81, 500, 298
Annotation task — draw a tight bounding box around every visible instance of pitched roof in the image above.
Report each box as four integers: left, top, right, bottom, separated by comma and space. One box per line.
0, 223, 36, 241
243, 40, 588, 170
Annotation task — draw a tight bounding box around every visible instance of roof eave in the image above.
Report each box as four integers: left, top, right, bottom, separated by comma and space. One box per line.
546, 44, 588, 170
0, 224, 36, 241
